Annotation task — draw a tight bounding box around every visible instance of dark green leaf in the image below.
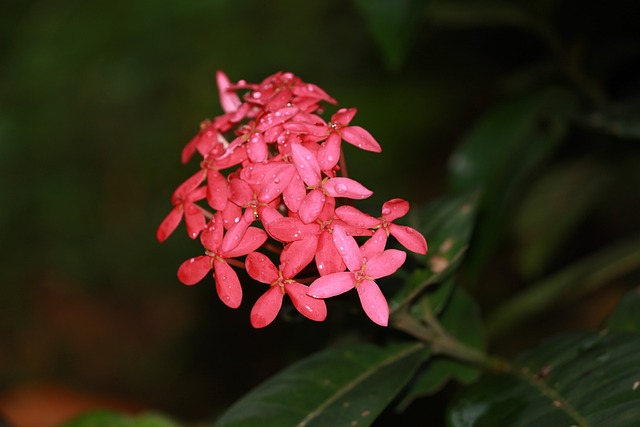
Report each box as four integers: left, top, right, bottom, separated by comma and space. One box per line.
212, 342, 428, 427
397, 287, 483, 410
488, 235, 640, 338
512, 158, 610, 278
352, 0, 427, 69
607, 287, 640, 333
583, 104, 640, 139
424, 1, 530, 28
448, 87, 578, 278
389, 192, 479, 313
62, 411, 180, 427
449, 330, 640, 427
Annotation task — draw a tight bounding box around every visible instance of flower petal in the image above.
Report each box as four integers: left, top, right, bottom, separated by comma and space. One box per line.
291, 143, 322, 187
250, 286, 283, 328
381, 198, 410, 221
267, 217, 317, 242
331, 108, 357, 126
341, 126, 382, 153
357, 280, 389, 326
257, 163, 295, 203
246, 132, 268, 163
335, 205, 380, 229
206, 169, 228, 211
245, 252, 279, 284
216, 70, 242, 114
213, 259, 242, 308
282, 173, 306, 212
360, 228, 388, 262
184, 202, 206, 239
225, 227, 268, 258
317, 132, 341, 171
156, 205, 183, 242
285, 281, 327, 322
308, 272, 355, 298
221, 209, 254, 254
281, 236, 318, 279
365, 249, 406, 279
324, 177, 372, 200
316, 230, 345, 276
177, 256, 212, 285
298, 188, 327, 224
332, 225, 363, 272
390, 224, 428, 255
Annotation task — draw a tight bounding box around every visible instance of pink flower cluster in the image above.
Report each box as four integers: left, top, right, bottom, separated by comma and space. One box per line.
157, 71, 427, 328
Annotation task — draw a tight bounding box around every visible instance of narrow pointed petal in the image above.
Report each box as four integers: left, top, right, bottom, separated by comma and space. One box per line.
257, 163, 295, 203
285, 282, 327, 322
308, 272, 356, 298
381, 198, 410, 221
291, 143, 322, 187
246, 132, 268, 163
298, 189, 326, 224
213, 259, 242, 308
216, 70, 242, 113
225, 227, 268, 258
228, 176, 253, 207
335, 205, 380, 229
324, 177, 373, 200
250, 286, 283, 328
342, 126, 382, 153
256, 107, 299, 131
267, 217, 317, 242
331, 108, 357, 126
317, 132, 341, 171
357, 280, 389, 326
206, 169, 228, 211
245, 252, 279, 284
184, 203, 206, 239
332, 225, 363, 272
316, 231, 345, 276
365, 249, 406, 279
390, 224, 428, 254
177, 256, 212, 285
281, 236, 318, 279
221, 209, 253, 253
156, 206, 183, 242
172, 170, 207, 201
282, 173, 306, 212
360, 228, 388, 262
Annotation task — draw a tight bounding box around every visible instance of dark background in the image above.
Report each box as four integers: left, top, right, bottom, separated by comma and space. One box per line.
2, 0, 639, 424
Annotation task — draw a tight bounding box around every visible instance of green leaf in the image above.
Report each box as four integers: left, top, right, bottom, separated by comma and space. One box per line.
487, 235, 640, 338
448, 330, 640, 427
606, 286, 640, 333
397, 287, 483, 410
512, 158, 610, 278
424, 1, 530, 28
212, 342, 428, 427
583, 104, 640, 139
389, 192, 479, 313
63, 411, 180, 427
448, 87, 577, 278
352, 0, 427, 69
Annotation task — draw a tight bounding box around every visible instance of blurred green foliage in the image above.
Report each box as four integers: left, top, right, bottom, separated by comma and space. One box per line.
2, 0, 640, 425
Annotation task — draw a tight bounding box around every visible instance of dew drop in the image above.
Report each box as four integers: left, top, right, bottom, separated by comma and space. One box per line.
335, 184, 347, 194
252, 91, 262, 99
274, 178, 280, 184
381, 208, 391, 216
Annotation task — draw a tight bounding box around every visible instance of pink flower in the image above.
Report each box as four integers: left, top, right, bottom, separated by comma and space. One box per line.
177, 214, 267, 308
335, 198, 428, 254
156, 171, 208, 242
246, 251, 327, 328
308, 226, 406, 326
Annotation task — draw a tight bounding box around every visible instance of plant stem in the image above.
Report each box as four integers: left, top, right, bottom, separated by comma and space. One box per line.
391, 311, 508, 372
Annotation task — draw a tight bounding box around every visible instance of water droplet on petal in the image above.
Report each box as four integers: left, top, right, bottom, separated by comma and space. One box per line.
335, 184, 347, 194
252, 91, 262, 99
